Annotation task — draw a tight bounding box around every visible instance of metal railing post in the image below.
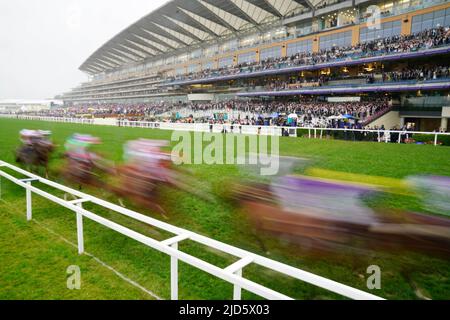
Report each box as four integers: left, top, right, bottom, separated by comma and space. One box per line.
26, 181, 32, 221
76, 203, 84, 255
171, 242, 179, 300
233, 269, 243, 300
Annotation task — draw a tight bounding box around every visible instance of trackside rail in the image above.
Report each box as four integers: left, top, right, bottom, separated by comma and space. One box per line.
1, 114, 449, 146
0, 160, 383, 300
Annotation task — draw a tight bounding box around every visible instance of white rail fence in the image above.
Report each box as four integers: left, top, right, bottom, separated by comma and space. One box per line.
0, 114, 94, 124
0, 160, 382, 300
117, 120, 450, 145
1, 114, 449, 146
297, 127, 450, 146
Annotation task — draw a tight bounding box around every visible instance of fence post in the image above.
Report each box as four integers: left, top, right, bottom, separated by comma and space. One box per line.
76, 203, 84, 255
26, 181, 32, 221
171, 243, 179, 300
233, 269, 243, 300
434, 133, 438, 146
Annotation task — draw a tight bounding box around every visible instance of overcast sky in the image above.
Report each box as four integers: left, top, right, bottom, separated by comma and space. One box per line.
0, 0, 169, 100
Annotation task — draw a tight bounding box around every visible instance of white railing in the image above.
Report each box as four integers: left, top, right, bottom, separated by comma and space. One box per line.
117, 120, 296, 137
298, 127, 450, 146
2, 114, 449, 146
117, 120, 450, 146
0, 160, 382, 300
0, 114, 94, 125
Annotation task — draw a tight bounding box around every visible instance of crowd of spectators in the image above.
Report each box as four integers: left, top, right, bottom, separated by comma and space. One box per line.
175, 98, 390, 127
235, 64, 450, 92
263, 65, 450, 90
7, 98, 390, 128
381, 65, 450, 82
12, 103, 177, 119
169, 26, 450, 83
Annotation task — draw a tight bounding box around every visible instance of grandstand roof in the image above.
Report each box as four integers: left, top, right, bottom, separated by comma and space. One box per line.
80, 0, 322, 74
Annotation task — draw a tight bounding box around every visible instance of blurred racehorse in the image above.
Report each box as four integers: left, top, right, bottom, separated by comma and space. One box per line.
111, 139, 212, 218
61, 134, 113, 190
233, 175, 450, 259
16, 130, 55, 177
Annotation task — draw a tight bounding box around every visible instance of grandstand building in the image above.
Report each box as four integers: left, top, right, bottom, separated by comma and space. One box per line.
61, 0, 450, 131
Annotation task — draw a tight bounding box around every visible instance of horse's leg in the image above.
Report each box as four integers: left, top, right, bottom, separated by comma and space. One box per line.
118, 198, 126, 208
147, 190, 169, 220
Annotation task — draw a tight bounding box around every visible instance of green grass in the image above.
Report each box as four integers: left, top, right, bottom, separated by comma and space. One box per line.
0, 200, 155, 300
0, 118, 449, 300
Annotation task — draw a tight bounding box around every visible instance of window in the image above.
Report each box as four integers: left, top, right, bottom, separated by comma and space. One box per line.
360, 20, 402, 43
260, 46, 282, 61
175, 68, 185, 76
219, 56, 234, 68
287, 39, 313, 56
204, 45, 219, 57
220, 39, 238, 53
202, 61, 214, 70
188, 64, 198, 73
240, 35, 259, 48
190, 49, 202, 59
411, 9, 450, 34
319, 31, 352, 50
237, 51, 256, 64
177, 54, 189, 63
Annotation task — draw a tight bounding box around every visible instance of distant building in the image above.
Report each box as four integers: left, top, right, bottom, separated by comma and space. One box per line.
0, 99, 63, 112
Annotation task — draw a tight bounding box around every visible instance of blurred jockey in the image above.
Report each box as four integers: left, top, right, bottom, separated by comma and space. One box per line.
63, 134, 104, 187
17, 129, 55, 177
20, 129, 39, 145
123, 139, 170, 182
65, 134, 101, 163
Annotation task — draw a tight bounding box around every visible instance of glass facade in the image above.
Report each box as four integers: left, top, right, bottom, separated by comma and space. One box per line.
237, 51, 257, 64
260, 46, 282, 61
88, 0, 450, 81
202, 61, 214, 70
360, 20, 402, 43
190, 49, 202, 59
220, 39, 238, 53
286, 39, 313, 56
319, 31, 353, 50
411, 8, 450, 33
175, 67, 185, 76
218, 56, 234, 68
188, 64, 199, 73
